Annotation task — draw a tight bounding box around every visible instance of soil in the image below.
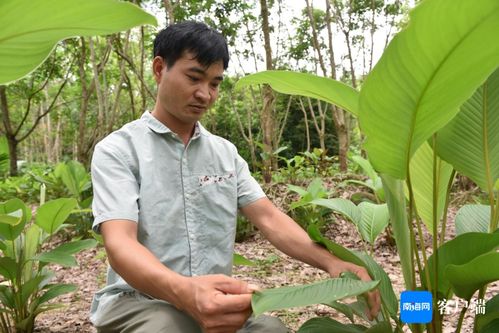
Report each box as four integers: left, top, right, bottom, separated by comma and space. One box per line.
32, 184, 498, 333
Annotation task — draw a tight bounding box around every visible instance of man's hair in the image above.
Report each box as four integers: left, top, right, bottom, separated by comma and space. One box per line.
153, 21, 229, 70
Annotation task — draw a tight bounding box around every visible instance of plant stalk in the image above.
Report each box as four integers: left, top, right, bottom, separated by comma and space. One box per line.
455, 302, 468, 333
439, 170, 456, 246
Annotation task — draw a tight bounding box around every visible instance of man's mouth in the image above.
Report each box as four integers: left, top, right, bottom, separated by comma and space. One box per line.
188, 104, 207, 112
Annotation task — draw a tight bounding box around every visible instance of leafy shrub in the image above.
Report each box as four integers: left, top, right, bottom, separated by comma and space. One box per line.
0, 197, 96, 333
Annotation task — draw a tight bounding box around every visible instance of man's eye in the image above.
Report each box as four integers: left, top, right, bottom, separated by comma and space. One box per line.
210, 82, 220, 89
187, 75, 200, 82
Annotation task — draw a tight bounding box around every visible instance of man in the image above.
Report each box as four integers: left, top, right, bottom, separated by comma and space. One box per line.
90, 21, 380, 333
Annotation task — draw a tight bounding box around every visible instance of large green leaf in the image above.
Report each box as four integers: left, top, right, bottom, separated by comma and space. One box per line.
423, 232, 499, 298
23, 224, 41, 283
34, 239, 96, 267
477, 294, 499, 332
251, 278, 379, 316
445, 252, 499, 300
37, 284, 76, 306
409, 142, 453, 234
0, 198, 29, 240
436, 68, 499, 195
307, 225, 365, 267
380, 174, 413, 289
297, 317, 367, 333
310, 198, 361, 224
359, 0, 499, 179
0, 0, 157, 84
35, 198, 77, 234
354, 252, 398, 318
0, 257, 17, 281
454, 204, 490, 235
235, 71, 359, 115
357, 203, 389, 245
233, 253, 256, 266
297, 318, 392, 333
307, 225, 398, 318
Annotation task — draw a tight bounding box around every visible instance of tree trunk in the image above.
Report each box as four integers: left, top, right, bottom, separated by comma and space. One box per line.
259, 0, 275, 183
327, 0, 349, 171
0, 86, 19, 176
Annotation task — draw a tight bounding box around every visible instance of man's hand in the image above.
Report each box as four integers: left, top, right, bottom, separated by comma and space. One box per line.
176, 274, 258, 333
328, 262, 381, 321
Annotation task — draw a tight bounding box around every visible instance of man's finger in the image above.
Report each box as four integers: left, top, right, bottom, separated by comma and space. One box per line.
213, 292, 253, 313
214, 275, 259, 295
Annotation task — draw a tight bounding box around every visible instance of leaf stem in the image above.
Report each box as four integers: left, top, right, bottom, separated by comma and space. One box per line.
440, 170, 456, 246
455, 302, 468, 333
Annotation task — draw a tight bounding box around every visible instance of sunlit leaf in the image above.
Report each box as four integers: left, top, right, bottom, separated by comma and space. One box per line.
0, 0, 157, 84
359, 0, 499, 179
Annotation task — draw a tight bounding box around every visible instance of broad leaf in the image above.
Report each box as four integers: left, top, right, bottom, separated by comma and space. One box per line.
324, 301, 355, 323
477, 294, 499, 332
233, 253, 256, 266
354, 252, 398, 318
311, 198, 361, 224
381, 174, 413, 289
20, 275, 46, 305
0, 0, 157, 84
436, 68, 499, 193
352, 155, 378, 182
409, 142, 453, 234
251, 278, 379, 316
308, 220, 398, 318
357, 203, 389, 245
34, 239, 95, 267
50, 239, 97, 255
445, 252, 499, 300
359, 0, 499, 179
235, 71, 360, 115
0, 285, 15, 309
35, 251, 76, 267
307, 225, 365, 267
0, 198, 29, 240
454, 204, 490, 235
37, 284, 76, 305
423, 232, 499, 298
23, 224, 41, 283
0, 257, 17, 281
35, 198, 78, 234
0, 212, 22, 225
297, 317, 367, 333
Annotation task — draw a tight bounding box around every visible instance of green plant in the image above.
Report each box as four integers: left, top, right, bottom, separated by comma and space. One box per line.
31, 161, 93, 238
347, 155, 385, 203
237, 0, 499, 331
287, 178, 332, 230
0, 197, 97, 333
0, 0, 156, 85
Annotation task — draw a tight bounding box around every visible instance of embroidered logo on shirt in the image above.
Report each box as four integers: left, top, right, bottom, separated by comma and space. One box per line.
199, 172, 235, 187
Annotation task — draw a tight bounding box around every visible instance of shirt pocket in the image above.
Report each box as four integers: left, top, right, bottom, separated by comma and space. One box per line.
190, 171, 238, 231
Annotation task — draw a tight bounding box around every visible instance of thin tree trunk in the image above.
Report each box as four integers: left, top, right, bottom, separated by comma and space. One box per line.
0, 86, 18, 175
328, 0, 350, 171
298, 98, 311, 152
305, 0, 328, 76
259, 0, 275, 183
163, 0, 175, 25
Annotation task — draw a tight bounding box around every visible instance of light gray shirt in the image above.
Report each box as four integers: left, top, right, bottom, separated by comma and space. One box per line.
89, 111, 265, 324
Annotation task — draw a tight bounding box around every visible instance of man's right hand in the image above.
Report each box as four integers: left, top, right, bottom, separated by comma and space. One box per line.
175, 274, 258, 333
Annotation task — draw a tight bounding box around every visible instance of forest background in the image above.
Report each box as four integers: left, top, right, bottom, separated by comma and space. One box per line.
0, 0, 411, 180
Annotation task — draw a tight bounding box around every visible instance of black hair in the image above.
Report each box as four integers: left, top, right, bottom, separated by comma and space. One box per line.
153, 21, 229, 70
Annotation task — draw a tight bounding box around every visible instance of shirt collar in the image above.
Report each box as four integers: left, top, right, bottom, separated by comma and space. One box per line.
141, 111, 209, 138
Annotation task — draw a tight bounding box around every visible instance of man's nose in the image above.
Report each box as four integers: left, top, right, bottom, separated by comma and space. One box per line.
194, 84, 210, 102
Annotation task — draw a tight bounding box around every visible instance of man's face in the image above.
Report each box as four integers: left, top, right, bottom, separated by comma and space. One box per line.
154, 52, 224, 126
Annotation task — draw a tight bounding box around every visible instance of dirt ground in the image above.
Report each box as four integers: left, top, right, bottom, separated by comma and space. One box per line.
32, 184, 498, 333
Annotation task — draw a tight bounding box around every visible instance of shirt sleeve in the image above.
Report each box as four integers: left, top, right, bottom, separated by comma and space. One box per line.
235, 151, 266, 208
91, 142, 139, 233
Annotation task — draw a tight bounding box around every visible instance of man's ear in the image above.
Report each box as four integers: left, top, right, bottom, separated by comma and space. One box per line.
152, 56, 167, 83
